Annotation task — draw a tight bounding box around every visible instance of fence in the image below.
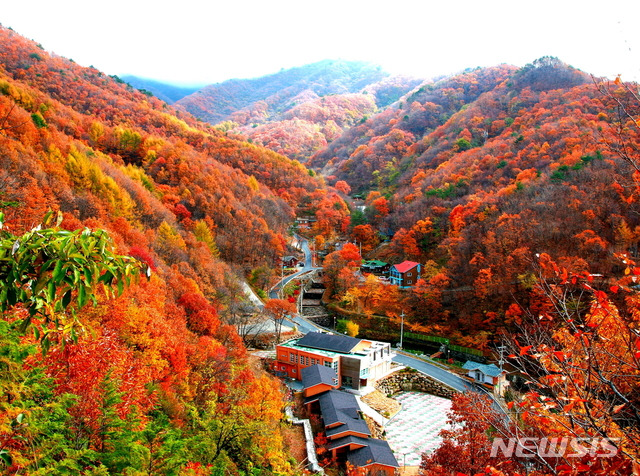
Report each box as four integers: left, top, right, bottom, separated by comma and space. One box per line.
404, 332, 484, 358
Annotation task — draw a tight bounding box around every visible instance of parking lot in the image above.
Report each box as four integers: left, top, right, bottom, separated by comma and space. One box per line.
384, 391, 452, 467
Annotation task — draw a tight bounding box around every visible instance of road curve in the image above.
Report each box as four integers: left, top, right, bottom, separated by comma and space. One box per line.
392, 352, 475, 393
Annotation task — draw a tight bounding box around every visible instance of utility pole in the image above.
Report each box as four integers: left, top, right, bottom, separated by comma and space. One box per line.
497, 344, 506, 396
399, 310, 405, 349
280, 257, 284, 299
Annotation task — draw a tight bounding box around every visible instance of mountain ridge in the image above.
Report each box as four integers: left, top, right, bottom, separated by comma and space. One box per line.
120, 75, 204, 103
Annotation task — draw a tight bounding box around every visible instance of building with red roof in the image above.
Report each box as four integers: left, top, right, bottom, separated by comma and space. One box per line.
389, 261, 421, 288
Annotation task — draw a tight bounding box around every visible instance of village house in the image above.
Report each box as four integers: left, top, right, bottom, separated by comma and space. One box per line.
360, 259, 389, 275
389, 260, 421, 288
462, 361, 509, 396
276, 332, 394, 391
281, 255, 299, 268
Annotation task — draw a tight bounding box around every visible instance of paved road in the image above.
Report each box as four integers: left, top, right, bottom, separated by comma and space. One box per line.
392, 352, 475, 393
269, 234, 318, 299
269, 236, 505, 411
286, 313, 323, 334
241, 281, 264, 309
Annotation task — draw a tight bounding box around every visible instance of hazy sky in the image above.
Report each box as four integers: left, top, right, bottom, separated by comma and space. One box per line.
3, 0, 640, 86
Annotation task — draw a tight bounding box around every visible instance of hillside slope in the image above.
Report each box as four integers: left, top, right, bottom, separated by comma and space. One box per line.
321, 58, 640, 344
176, 60, 422, 161
0, 25, 340, 475
120, 75, 203, 103
176, 59, 389, 123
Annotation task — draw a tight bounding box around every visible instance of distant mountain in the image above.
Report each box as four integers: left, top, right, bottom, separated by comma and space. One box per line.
120, 75, 203, 103
175, 60, 423, 162
320, 57, 638, 336
312, 58, 592, 192
176, 60, 390, 123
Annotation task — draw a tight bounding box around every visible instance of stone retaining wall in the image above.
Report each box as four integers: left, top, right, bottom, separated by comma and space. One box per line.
375, 370, 457, 399
285, 407, 324, 474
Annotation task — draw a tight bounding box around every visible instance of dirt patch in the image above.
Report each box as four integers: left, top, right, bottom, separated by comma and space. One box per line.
282, 423, 307, 468
400, 466, 421, 475
361, 389, 402, 419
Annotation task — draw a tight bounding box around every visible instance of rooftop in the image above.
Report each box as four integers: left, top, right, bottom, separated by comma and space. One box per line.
392, 261, 420, 274
318, 390, 371, 438
317, 390, 360, 425
363, 260, 387, 267
301, 364, 337, 389
297, 332, 362, 354
278, 339, 339, 358
326, 435, 369, 451
347, 437, 399, 468
462, 361, 504, 377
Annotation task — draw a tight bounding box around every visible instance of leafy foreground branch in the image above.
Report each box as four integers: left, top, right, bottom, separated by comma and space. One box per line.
0, 211, 149, 350
0, 214, 297, 475
421, 254, 640, 476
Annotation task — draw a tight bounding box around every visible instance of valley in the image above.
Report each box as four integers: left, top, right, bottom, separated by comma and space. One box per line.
0, 23, 638, 476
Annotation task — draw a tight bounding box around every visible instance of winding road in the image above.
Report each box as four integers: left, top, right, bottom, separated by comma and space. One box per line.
269, 234, 316, 300
267, 235, 500, 401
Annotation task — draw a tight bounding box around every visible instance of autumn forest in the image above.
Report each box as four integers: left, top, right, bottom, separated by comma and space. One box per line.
0, 23, 639, 476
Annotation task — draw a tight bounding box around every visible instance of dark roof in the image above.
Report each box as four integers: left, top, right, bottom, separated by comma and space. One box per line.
301, 364, 337, 389
462, 361, 504, 377
326, 417, 370, 438
318, 390, 371, 438
347, 438, 399, 468
318, 390, 359, 426
297, 332, 361, 353
326, 435, 369, 451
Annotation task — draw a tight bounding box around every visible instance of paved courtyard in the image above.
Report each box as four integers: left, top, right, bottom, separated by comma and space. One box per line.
384, 391, 452, 467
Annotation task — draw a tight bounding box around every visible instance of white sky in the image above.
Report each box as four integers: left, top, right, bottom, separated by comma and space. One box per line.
2, 0, 640, 86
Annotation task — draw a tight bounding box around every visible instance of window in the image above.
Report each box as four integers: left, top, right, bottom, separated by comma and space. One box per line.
281, 366, 285, 370
292, 369, 296, 373
324, 360, 332, 367
290, 354, 297, 363
407, 280, 412, 284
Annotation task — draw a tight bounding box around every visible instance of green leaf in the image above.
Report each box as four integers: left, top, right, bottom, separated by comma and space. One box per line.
62, 289, 72, 309
41, 335, 50, 355
77, 285, 86, 308
42, 210, 54, 226
83, 266, 93, 285
52, 260, 65, 283
0, 449, 12, 466
100, 270, 114, 285
47, 280, 56, 302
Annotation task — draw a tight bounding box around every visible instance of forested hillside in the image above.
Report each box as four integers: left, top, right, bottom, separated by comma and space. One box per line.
120, 75, 202, 104
176, 60, 422, 161
3, 19, 640, 474
0, 25, 346, 475
308, 59, 640, 474
176, 60, 389, 123
320, 58, 640, 348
